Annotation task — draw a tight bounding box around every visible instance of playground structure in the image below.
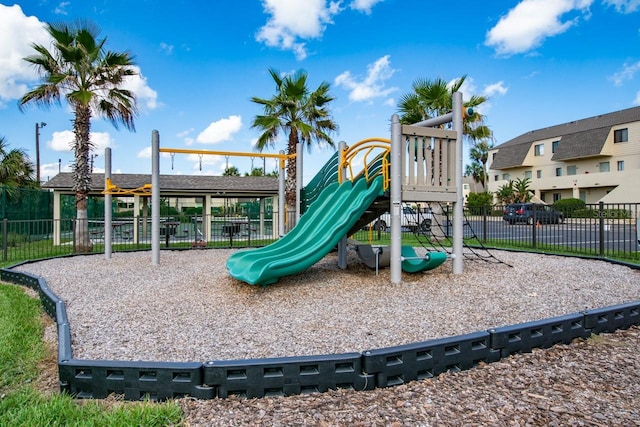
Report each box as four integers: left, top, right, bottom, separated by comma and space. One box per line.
101, 92, 467, 283
224, 92, 467, 285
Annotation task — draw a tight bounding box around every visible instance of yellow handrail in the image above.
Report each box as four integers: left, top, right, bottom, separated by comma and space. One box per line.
339, 137, 391, 191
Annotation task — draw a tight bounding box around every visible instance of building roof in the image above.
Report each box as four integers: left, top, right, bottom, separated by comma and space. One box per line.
43, 173, 279, 197
490, 106, 640, 169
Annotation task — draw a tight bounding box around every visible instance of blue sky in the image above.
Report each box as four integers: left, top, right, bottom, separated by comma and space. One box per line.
1, 0, 639, 184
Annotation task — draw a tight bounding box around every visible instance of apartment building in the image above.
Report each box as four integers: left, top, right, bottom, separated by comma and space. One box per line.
487, 106, 640, 204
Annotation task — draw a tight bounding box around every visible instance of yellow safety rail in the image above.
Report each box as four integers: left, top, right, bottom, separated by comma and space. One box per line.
339, 137, 391, 191
102, 178, 152, 195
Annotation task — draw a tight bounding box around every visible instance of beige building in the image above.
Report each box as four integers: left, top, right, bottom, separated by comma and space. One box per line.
487, 106, 640, 204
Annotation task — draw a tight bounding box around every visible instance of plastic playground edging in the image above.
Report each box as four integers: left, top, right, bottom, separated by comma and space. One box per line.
1, 251, 639, 401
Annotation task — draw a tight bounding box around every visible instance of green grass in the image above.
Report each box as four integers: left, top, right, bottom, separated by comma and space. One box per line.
0, 283, 184, 427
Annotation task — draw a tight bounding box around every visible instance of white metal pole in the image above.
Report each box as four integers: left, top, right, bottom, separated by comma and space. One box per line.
104, 147, 112, 260
278, 150, 285, 237
151, 130, 160, 265
390, 114, 403, 284
452, 92, 464, 274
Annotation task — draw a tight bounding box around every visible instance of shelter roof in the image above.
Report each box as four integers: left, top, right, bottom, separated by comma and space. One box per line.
43, 173, 279, 197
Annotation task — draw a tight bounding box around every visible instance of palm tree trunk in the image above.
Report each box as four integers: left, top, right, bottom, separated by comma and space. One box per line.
285, 130, 299, 222
73, 105, 93, 253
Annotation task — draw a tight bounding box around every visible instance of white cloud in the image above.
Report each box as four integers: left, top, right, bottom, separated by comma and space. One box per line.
137, 146, 171, 159
159, 42, 174, 54
485, 0, 593, 56
177, 128, 195, 145
603, 0, 640, 13
256, 0, 341, 60
634, 90, 640, 105
48, 130, 114, 153
41, 160, 71, 180
483, 81, 509, 97
0, 4, 158, 113
196, 115, 243, 144
256, 0, 383, 60
609, 61, 640, 86
123, 66, 159, 110
350, 0, 384, 14
54, 1, 70, 15
0, 4, 49, 106
187, 153, 224, 166
137, 146, 152, 159
334, 55, 398, 102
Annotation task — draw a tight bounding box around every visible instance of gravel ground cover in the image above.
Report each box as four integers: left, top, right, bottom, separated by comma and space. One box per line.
16, 248, 640, 425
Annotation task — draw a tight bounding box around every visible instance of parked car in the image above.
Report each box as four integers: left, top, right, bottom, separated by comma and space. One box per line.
370, 204, 432, 232
503, 202, 564, 225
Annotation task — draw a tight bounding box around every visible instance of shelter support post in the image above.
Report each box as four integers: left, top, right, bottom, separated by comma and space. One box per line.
104, 148, 112, 259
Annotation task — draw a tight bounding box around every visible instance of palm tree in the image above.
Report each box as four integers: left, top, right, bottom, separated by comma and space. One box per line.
0, 136, 38, 194
513, 177, 532, 202
251, 68, 338, 210
223, 166, 240, 176
397, 75, 493, 151
467, 139, 494, 189
495, 181, 515, 205
19, 21, 138, 253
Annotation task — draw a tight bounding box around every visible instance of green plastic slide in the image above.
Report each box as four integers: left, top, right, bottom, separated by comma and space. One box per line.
226, 175, 384, 286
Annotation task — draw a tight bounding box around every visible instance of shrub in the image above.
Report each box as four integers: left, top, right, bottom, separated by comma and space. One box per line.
466, 192, 493, 215
553, 198, 585, 218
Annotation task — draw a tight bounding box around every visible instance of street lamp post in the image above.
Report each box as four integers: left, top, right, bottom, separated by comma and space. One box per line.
35, 122, 46, 183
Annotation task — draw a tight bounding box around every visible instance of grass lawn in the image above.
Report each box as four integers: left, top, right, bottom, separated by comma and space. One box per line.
0, 283, 184, 427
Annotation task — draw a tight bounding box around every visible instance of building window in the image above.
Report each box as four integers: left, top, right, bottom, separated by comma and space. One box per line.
553, 193, 561, 202
599, 162, 610, 173
492, 153, 497, 160
524, 170, 532, 179
502, 173, 510, 181
552, 140, 559, 153
617, 160, 624, 171
567, 165, 577, 175
494, 175, 498, 182
555, 167, 562, 176
536, 170, 542, 178
614, 128, 628, 143
534, 144, 544, 156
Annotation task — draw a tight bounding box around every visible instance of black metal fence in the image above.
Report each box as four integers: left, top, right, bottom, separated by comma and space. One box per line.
0, 209, 290, 266
351, 202, 639, 264
1, 202, 638, 266
459, 202, 639, 262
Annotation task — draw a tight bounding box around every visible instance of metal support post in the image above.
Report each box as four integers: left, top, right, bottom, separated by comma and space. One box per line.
390, 114, 403, 284
452, 92, 464, 274
151, 130, 160, 265
104, 148, 112, 260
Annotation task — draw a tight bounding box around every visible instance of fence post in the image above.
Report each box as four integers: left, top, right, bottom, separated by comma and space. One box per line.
599, 201, 605, 257
2, 218, 7, 262
482, 205, 488, 242
531, 208, 537, 249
